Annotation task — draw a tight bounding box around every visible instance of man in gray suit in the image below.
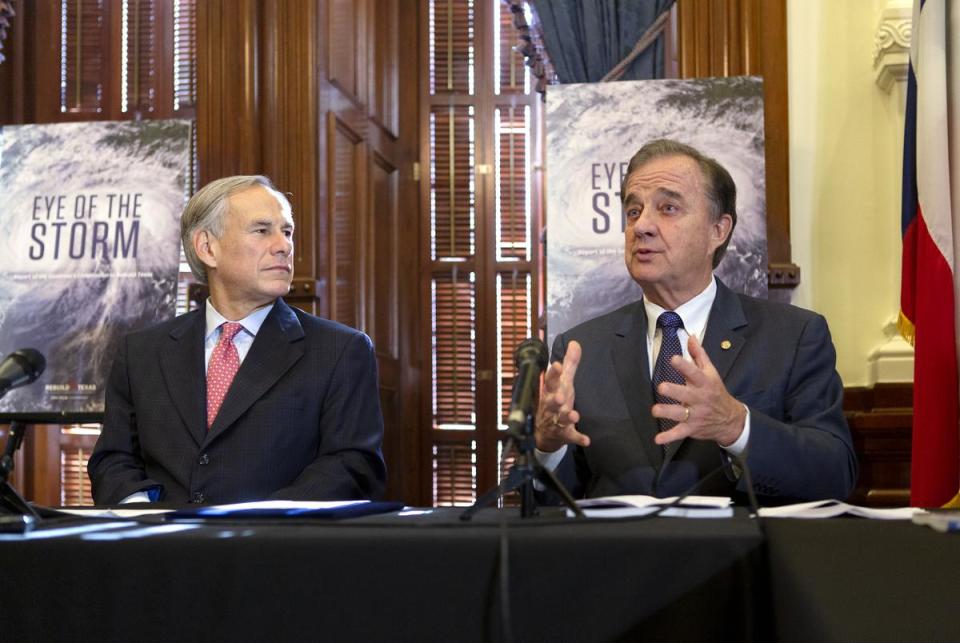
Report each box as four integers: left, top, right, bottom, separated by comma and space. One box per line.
536, 140, 856, 503
88, 176, 385, 505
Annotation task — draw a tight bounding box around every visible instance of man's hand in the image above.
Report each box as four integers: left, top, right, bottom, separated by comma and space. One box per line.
652, 336, 746, 447
534, 340, 590, 453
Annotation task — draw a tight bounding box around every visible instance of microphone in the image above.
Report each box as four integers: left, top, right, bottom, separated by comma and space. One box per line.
505, 338, 549, 437
0, 349, 46, 398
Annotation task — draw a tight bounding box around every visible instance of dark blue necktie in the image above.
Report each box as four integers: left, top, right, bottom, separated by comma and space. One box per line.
652, 311, 685, 435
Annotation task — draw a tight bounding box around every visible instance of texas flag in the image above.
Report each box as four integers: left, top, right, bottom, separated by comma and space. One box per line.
900, 0, 960, 507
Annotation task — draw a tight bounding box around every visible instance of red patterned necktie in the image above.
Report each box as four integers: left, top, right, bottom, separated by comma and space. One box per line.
207, 322, 243, 428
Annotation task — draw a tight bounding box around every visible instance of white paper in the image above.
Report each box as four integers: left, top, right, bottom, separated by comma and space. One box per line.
569, 495, 733, 518
57, 507, 174, 518
912, 510, 960, 532
757, 499, 919, 520
201, 500, 369, 511
576, 495, 732, 509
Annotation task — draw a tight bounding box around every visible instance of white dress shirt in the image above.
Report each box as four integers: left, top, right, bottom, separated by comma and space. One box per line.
203, 300, 274, 371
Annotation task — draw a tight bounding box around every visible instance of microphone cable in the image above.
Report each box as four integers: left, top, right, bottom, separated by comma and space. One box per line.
638, 453, 765, 534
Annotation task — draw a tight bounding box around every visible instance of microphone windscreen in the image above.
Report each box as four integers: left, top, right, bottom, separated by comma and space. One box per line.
514, 337, 548, 371
0, 348, 46, 388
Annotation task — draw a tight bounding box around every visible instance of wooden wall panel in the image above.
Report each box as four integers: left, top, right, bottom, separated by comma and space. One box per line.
844, 383, 913, 507
318, 0, 421, 502
328, 116, 365, 329
0, 425, 26, 495
22, 425, 62, 506
676, 0, 795, 288
370, 0, 400, 137
370, 153, 400, 359
327, 0, 361, 102
196, 0, 261, 182
260, 0, 320, 301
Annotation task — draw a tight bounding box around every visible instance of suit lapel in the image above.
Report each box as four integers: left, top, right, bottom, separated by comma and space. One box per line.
612, 302, 665, 470
206, 299, 306, 441
159, 310, 207, 447
661, 279, 747, 467
701, 280, 747, 380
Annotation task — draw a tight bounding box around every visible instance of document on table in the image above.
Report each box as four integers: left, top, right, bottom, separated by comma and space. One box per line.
569, 495, 733, 518
912, 510, 960, 532
168, 499, 405, 519
57, 507, 174, 518
756, 499, 919, 520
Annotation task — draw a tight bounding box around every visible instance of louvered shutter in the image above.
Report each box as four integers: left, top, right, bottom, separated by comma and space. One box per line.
424, 0, 542, 506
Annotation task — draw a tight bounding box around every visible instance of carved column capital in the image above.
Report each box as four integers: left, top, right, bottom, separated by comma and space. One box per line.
874, 3, 912, 93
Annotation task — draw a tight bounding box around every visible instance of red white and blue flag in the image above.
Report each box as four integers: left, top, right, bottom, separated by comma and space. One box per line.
900, 0, 960, 507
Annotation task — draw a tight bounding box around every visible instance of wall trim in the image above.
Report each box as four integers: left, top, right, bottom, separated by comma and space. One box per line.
874, 3, 912, 93
844, 382, 912, 507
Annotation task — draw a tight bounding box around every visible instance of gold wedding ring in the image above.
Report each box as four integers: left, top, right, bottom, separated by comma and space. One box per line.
553, 412, 562, 428
683, 406, 690, 422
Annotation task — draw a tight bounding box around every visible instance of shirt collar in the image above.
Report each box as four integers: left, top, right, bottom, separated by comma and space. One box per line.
204, 299, 275, 341
643, 277, 717, 342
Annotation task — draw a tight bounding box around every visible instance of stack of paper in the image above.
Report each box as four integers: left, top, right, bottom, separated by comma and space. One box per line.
569, 495, 733, 519
911, 510, 960, 532
756, 500, 918, 520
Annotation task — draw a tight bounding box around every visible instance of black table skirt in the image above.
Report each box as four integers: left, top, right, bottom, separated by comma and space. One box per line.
764, 518, 960, 643
0, 508, 766, 643
4, 509, 960, 642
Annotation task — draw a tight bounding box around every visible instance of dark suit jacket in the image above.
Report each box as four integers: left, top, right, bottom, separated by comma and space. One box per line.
548, 279, 857, 503
88, 299, 386, 505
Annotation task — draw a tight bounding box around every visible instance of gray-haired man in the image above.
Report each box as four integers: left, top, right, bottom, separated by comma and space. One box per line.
89, 176, 386, 505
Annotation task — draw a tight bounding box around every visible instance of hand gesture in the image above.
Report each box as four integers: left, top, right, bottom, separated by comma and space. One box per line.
652, 336, 746, 447
534, 341, 590, 452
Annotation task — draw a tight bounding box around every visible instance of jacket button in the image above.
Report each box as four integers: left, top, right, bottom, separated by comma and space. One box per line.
191, 492, 204, 504
198, 454, 210, 465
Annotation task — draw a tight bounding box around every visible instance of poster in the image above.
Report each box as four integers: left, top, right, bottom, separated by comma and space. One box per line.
0, 119, 191, 414
545, 77, 767, 346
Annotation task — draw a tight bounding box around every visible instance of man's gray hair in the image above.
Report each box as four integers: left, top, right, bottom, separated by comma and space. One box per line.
181, 175, 292, 283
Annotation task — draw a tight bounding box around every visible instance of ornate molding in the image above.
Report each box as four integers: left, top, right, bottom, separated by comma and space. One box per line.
768, 262, 801, 289
867, 316, 914, 385
874, 4, 912, 93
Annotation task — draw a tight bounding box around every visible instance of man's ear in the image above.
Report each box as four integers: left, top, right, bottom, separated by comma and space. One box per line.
194, 230, 217, 269
711, 214, 734, 249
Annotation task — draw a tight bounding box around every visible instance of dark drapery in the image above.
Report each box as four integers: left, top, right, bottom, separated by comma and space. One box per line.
530, 0, 673, 83
0, 1, 15, 65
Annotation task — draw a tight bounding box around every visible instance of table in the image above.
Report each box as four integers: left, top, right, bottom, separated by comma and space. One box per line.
1, 509, 958, 642
765, 518, 960, 643
0, 508, 764, 642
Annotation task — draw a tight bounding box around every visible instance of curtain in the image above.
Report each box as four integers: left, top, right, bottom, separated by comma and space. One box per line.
530, 0, 673, 83
0, 0, 15, 65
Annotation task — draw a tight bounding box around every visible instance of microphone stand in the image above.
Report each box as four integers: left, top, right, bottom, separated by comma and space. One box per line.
460, 413, 584, 521
0, 421, 41, 519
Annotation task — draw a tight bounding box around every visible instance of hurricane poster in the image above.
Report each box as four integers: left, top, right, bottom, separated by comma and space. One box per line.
0, 119, 191, 414
545, 77, 767, 346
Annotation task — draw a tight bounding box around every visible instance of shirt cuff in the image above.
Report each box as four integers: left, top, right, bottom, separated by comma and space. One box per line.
532, 445, 568, 491
720, 405, 751, 457
534, 444, 568, 471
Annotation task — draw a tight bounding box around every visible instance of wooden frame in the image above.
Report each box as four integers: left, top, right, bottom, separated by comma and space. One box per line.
676, 0, 798, 289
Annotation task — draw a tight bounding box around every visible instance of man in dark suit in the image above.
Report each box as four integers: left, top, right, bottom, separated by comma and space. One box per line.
536, 140, 856, 503
88, 176, 386, 505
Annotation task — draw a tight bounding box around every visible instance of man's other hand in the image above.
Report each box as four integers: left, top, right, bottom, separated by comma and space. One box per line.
534, 340, 590, 452
652, 335, 746, 447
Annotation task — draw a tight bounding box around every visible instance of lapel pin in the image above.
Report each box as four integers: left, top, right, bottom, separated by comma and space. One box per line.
720, 340, 732, 350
